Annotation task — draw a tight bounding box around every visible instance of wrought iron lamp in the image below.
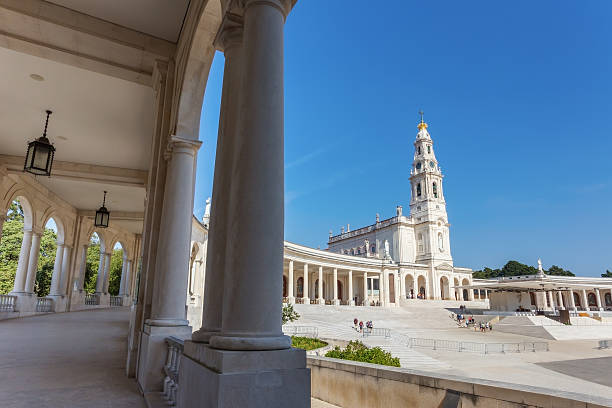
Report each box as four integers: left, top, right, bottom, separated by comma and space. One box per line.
95, 191, 110, 228
24, 110, 56, 176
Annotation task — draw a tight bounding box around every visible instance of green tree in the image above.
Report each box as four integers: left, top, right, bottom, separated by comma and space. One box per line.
35, 227, 57, 297
0, 201, 24, 294
108, 249, 124, 295
282, 303, 300, 324
602, 270, 612, 278
473, 260, 575, 279
84, 238, 100, 294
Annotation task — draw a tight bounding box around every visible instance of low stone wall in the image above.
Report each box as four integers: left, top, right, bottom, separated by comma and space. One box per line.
308, 356, 611, 408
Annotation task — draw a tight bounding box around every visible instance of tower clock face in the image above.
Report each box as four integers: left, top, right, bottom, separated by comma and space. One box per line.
416, 162, 421, 170
429, 161, 435, 168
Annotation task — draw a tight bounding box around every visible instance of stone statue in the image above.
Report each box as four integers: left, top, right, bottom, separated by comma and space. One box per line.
364, 239, 370, 255
384, 240, 390, 259
202, 197, 211, 226
537, 258, 544, 276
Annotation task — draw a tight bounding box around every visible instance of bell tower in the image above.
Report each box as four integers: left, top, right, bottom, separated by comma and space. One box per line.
409, 112, 453, 265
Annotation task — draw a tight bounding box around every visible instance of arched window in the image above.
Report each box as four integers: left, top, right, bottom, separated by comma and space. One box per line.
417, 146, 421, 155
296, 277, 304, 298
588, 293, 597, 306
417, 183, 422, 197
605, 293, 612, 307
433, 182, 438, 198
573, 292, 581, 307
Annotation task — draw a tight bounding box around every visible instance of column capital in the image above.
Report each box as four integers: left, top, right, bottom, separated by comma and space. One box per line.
214, 13, 244, 52
238, 0, 297, 18
164, 135, 202, 160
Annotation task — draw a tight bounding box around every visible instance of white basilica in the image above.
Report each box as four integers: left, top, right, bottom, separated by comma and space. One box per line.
187, 117, 475, 315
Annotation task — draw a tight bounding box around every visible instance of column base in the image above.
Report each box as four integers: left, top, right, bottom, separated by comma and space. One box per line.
349, 300, 355, 306
137, 323, 192, 393
11, 293, 37, 314
46, 295, 67, 312
96, 292, 110, 307
333, 299, 340, 306
317, 298, 324, 305
178, 342, 310, 408
287, 296, 295, 304
302, 297, 309, 304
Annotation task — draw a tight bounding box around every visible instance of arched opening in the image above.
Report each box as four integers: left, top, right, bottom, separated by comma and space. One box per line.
417, 275, 426, 299
108, 242, 126, 296
605, 293, 612, 307
453, 278, 460, 300
416, 183, 422, 197
529, 292, 536, 305
296, 277, 304, 298
461, 278, 470, 301
1, 199, 30, 294
405, 275, 414, 299
462, 289, 469, 301
573, 292, 581, 308
587, 292, 597, 307
337, 280, 343, 300
84, 232, 102, 294
439, 276, 449, 300
282, 275, 287, 298
314, 279, 326, 299
36, 217, 61, 297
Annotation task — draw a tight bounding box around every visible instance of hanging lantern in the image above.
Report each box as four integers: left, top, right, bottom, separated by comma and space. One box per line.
24, 110, 56, 176
95, 191, 110, 228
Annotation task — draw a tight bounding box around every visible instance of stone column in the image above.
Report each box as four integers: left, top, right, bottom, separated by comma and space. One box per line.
287, 260, 295, 304
595, 289, 603, 311
49, 244, 65, 296
400, 272, 406, 299
60, 246, 71, 296
124, 260, 133, 297
24, 232, 42, 294
468, 285, 475, 301
485, 290, 488, 300
547, 291, 555, 311
302, 263, 309, 303
77, 245, 88, 291
581, 289, 589, 311
317, 266, 324, 304
557, 291, 564, 310
568, 290, 577, 312
102, 252, 111, 294
393, 272, 400, 305
333, 268, 339, 305
180, 3, 309, 405
95, 252, 105, 293
119, 258, 127, 296
12, 230, 33, 293
192, 23, 244, 344
348, 270, 354, 305
363, 272, 368, 305
380, 272, 387, 306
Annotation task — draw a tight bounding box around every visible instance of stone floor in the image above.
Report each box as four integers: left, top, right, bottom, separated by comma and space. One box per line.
0, 307, 145, 408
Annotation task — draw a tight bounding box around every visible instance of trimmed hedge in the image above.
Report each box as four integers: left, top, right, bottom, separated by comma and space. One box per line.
325, 340, 400, 367
291, 336, 328, 351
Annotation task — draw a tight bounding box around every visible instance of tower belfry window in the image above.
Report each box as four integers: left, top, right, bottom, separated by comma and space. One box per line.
433, 182, 438, 198
417, 183, 421, 197
427, 145, 431, 154
417, 146, 421, 155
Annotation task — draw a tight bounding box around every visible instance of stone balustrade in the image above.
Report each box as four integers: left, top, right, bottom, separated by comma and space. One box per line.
163, 336, 184, 406
36, 298, 53, 313
0, 294, 16, 312
110, 296, 123, 307
85, 294, 99, 305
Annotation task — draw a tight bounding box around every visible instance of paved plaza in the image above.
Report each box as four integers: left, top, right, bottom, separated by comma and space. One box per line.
290, 303, 612, 401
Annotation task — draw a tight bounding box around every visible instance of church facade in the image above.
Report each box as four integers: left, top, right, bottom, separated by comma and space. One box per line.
327, 118, 474, 301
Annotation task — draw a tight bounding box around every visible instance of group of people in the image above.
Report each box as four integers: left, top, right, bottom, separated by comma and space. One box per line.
353, 318, 374, 333
451, 312, 493, 332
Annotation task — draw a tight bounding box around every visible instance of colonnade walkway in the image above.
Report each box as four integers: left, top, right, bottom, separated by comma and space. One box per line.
0, 308, 145, 408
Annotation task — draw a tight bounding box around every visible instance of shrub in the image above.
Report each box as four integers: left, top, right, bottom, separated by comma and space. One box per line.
325, 340, 400, 367
291, 336, 328, 351
282, 304, 300, 324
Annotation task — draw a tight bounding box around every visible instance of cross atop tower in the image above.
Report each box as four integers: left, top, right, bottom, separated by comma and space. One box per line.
417, 110, 428, 130
419, 110, 424, 124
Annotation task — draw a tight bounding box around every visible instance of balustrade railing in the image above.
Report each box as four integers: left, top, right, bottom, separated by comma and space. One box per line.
0, 294, 16, 312
163, 337, 184, 406
361, 327, 391, 339
283, 325, 319, 338
85, 293, 99, 305
36, 297, 53, 312
110, 296, 123, 307
403, 336, 549, 354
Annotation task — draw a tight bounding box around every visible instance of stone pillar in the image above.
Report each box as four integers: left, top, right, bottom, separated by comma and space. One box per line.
568, 290, 577, 312
317, 266, 324, 304
485, 289, 488, 300
348, 270, 354, 306
468, 285, 475, 301
180, 3, 309, 405
119, 258, 127, 295
302, 263, 309, 303
12, 230, 33, 293
95, 252, 105, 293
77, 245, 88, 291
363, 272, 368, 305
332, 268, 339, 305
380, 272, 387, 306
24, 232, 42, 294
581, 289, 589, 311
102, 252, 111, 294
595, 289, 603, 311
288, 260, 295, 304
400, 273, 406, 299
192, 23, 244, 344
393, 272, 400, 306
125, 260, 133, 297
60, 246, 71, 296
49, 244, 65, 295
547, 291, 555, 311
557, 291, 564, 310
137, 135, 201, 392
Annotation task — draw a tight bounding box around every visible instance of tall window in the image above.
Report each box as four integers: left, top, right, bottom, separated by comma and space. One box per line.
417, 233, 424, 253
433, 182, 438, 198
296, 277, 304, 298
417, 146, 421, 155
427, 145, 431, 154
417, 183, 421, 197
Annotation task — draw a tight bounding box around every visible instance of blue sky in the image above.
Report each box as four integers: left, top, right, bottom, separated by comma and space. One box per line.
194, 1, 612, 277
